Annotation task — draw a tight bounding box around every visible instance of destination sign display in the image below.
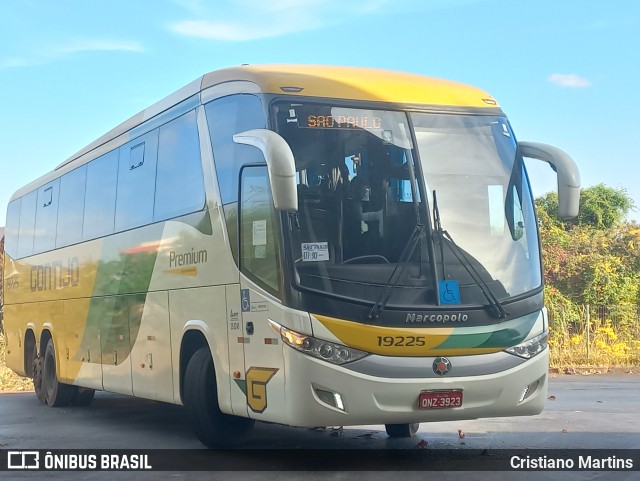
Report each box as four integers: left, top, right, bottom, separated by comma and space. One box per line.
305, 114, 382, 130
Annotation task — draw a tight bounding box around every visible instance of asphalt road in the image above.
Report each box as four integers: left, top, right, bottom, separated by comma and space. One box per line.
1, 374, 639, 480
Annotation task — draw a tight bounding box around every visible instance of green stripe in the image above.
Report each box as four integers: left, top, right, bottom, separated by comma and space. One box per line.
434, 311, 539, 350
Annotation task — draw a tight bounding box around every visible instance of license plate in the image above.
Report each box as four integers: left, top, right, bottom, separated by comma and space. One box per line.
418, 390, 463, 409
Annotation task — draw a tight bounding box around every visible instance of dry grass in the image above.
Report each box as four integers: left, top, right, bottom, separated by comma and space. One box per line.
549, 319, 640, 368
0, 332, 34, 392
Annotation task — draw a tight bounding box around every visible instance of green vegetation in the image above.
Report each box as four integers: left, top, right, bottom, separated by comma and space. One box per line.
538, 184, 640, 367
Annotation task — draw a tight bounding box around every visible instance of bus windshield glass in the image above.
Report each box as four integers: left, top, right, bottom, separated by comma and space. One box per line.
273, 102, 541, 310
412, 113, 541, 300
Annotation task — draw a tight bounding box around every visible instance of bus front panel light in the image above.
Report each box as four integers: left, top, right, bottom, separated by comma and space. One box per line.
315, 388, 346, 411
519, 378, 542, 403
319, 344, 335, 359
268, 319, 368, 365
505, 331, 548, 359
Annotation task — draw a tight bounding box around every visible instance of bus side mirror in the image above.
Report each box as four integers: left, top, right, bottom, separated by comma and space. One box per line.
233, 129, 298, 212
518, 141, 580, 219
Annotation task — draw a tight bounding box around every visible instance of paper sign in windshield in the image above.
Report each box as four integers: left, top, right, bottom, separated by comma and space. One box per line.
302, 242, 329, 262
253, 220, 267, 246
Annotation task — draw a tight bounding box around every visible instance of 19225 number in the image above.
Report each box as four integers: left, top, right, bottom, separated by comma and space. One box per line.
377, 336, 426, 347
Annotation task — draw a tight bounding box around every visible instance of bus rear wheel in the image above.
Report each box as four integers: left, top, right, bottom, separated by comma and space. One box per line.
183, 347, 254, 448
42, 338, 76, 407
385, 423, 420, 438
32, 343, 46, 404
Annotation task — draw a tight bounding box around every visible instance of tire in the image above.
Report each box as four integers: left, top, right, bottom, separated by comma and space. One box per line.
183, 347, 254, 448
385, 423, 420, 438
32, 343, 46, 404
72, 387, 96, 406
42, 338, 76, 407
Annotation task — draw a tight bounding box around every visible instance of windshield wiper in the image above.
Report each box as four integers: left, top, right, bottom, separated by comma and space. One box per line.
433, 190, 508, 319
368, 152, 426, 320
368, 223, 424, 320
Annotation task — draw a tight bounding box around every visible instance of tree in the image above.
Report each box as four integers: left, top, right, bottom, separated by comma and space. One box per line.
578, 184, 634, 229
536, 184, 634, 230
536, 184, 640, 316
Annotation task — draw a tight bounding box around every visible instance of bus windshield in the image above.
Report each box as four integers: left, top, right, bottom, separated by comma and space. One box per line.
274, 102, 541, 311
412, 113, 541, 302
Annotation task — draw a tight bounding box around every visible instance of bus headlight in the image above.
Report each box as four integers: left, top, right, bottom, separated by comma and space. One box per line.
505, 331, 548, 359
269, 320, 368, 365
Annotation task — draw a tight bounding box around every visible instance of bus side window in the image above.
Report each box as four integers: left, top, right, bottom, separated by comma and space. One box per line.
5, 199, 21, 258
115, 130, 158, 232
83, 150, 118, 241
34, 180, 60, 254
205, 94, 266, 266
17, 190, 37, 259
239, 165, 281, 297
56, 165, 87, 248
154, 110, 205, 221
205, 94, 266, 205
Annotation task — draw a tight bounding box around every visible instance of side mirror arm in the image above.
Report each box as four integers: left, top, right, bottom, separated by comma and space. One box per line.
519, 141, 580, 219
233, 129, 298, 211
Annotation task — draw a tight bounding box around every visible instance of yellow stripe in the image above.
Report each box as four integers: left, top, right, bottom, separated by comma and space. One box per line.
164, 267, 198, 277
313, 314, 505, 357
315, 314, 448, 356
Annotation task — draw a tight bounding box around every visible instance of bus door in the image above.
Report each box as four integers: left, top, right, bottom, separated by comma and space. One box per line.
236, 165, 286, 419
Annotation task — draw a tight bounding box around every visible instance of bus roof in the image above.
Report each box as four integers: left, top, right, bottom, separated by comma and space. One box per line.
202, 65, 499, 108
12, 65, 500, 201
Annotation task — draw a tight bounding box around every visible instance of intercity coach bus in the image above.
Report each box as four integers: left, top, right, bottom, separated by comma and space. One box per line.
2, 65, 579, 447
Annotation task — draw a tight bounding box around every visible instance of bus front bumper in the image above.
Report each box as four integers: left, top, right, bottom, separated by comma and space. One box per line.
279, 348, 548, 428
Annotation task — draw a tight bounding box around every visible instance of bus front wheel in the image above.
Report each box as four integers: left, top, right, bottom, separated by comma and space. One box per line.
183, 347, 254, 448
42, 338, 76, 407
385, 423, 420, 438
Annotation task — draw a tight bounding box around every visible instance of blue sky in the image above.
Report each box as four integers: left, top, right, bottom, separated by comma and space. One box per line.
1, 0, 639, 226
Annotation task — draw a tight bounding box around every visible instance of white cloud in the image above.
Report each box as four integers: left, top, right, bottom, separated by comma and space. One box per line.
547, 73, 591, 88
57, 40, 144, 55
169, 0, 389, 42
169, 0, 499, 42
0, 39, 143, 70
170, 18, 317, 42
0, 57, 42, 69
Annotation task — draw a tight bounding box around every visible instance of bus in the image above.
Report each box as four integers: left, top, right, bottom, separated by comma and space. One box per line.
2, 65, 580, 447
